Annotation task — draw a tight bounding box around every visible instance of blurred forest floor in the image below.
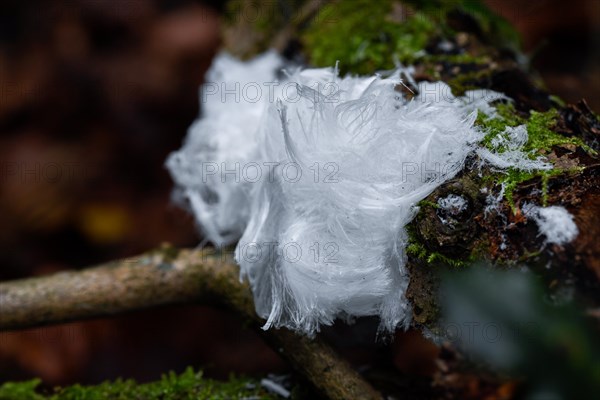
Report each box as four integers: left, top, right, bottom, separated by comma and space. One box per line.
0, 0, 598, 388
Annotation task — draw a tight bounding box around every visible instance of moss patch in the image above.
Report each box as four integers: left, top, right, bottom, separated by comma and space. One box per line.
406, 224, 469, 268
302, 0, 437, 74
445, 67, 493, 96
526, 109, 592, 153
476, 102, 524, 146
479, 105, 593, 155
301, 0, 520, 75
0, 368, 278, 400
476, 105, 593, 210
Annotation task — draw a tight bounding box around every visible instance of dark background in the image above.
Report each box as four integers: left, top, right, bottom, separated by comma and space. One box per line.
0, 0, 598, 387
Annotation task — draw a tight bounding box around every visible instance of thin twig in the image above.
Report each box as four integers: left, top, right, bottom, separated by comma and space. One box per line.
0, 246, 381, 400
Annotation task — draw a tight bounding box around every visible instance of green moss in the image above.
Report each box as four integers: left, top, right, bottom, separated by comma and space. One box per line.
479, 106, 592, 154
407, 240, 428, 260
445, 67, 493, 96
526, 109, 592, 153
301, 0, 521, 75
406, 225, 468, 268
498, 168, 563, 211
476, 106, 594, 211
495, 101, 524, 121
425, 251, 468, 268
476, 102, 524, 146
0, 380, 44, 400
407, 238, 471, 268
0, 368, 277, 400
302, 0, 437, 74
416, 199, 440, 209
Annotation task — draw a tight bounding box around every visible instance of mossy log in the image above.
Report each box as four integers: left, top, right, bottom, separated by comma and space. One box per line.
223, 0, 600, 331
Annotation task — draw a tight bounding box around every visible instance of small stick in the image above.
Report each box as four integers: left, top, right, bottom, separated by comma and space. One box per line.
0, 246, 381, 400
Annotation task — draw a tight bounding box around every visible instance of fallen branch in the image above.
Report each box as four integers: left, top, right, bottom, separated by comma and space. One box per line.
0, 246, 381, 400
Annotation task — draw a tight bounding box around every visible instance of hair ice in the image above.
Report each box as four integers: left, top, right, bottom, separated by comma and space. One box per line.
167, 52, 563, 335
